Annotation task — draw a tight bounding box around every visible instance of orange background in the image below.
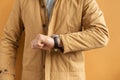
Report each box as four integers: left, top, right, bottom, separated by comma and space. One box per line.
0, 0, 120, 80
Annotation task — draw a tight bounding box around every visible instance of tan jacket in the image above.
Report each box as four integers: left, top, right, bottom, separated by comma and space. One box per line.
0, 0, 109, 80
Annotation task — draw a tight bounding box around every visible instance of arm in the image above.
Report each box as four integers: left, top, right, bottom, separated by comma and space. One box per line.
59, 0, 109, 53
0, 0, 24, 80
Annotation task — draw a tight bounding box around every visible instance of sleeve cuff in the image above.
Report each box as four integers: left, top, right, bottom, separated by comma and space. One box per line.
59, 34, 72, 54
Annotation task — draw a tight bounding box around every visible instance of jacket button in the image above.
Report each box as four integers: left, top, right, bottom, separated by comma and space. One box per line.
42, 24, 46, 28
41, 4, 45, 8
43, 65, 45, 68
0, 70, 2, 74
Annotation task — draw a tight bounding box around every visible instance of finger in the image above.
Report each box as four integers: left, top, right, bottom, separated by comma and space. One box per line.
32, 41, 45, 49
37, 41, 44, 48
31, 40, 40, 49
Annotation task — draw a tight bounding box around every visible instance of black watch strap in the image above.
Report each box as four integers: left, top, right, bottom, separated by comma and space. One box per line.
52, 35, 64, 52
53, 36, 59, 48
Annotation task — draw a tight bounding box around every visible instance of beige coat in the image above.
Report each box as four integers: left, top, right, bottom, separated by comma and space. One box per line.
0, 0, 109, 80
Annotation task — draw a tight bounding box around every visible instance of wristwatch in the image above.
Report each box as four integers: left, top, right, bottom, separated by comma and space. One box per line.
52, 35, 64, 52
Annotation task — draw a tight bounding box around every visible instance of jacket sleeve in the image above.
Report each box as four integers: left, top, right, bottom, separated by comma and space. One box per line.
0, 0, 24, 80
59, 0, 109, 54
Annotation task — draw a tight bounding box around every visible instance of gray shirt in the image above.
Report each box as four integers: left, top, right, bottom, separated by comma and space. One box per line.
46, 0, 55, 18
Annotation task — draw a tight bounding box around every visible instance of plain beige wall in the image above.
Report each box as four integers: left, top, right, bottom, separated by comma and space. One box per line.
0, 0, 120, 80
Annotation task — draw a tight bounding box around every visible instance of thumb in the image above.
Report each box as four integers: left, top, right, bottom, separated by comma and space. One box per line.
39, 42, 45, 48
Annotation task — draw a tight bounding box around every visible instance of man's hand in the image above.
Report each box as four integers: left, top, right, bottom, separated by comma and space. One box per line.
31, 34, 54, 51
